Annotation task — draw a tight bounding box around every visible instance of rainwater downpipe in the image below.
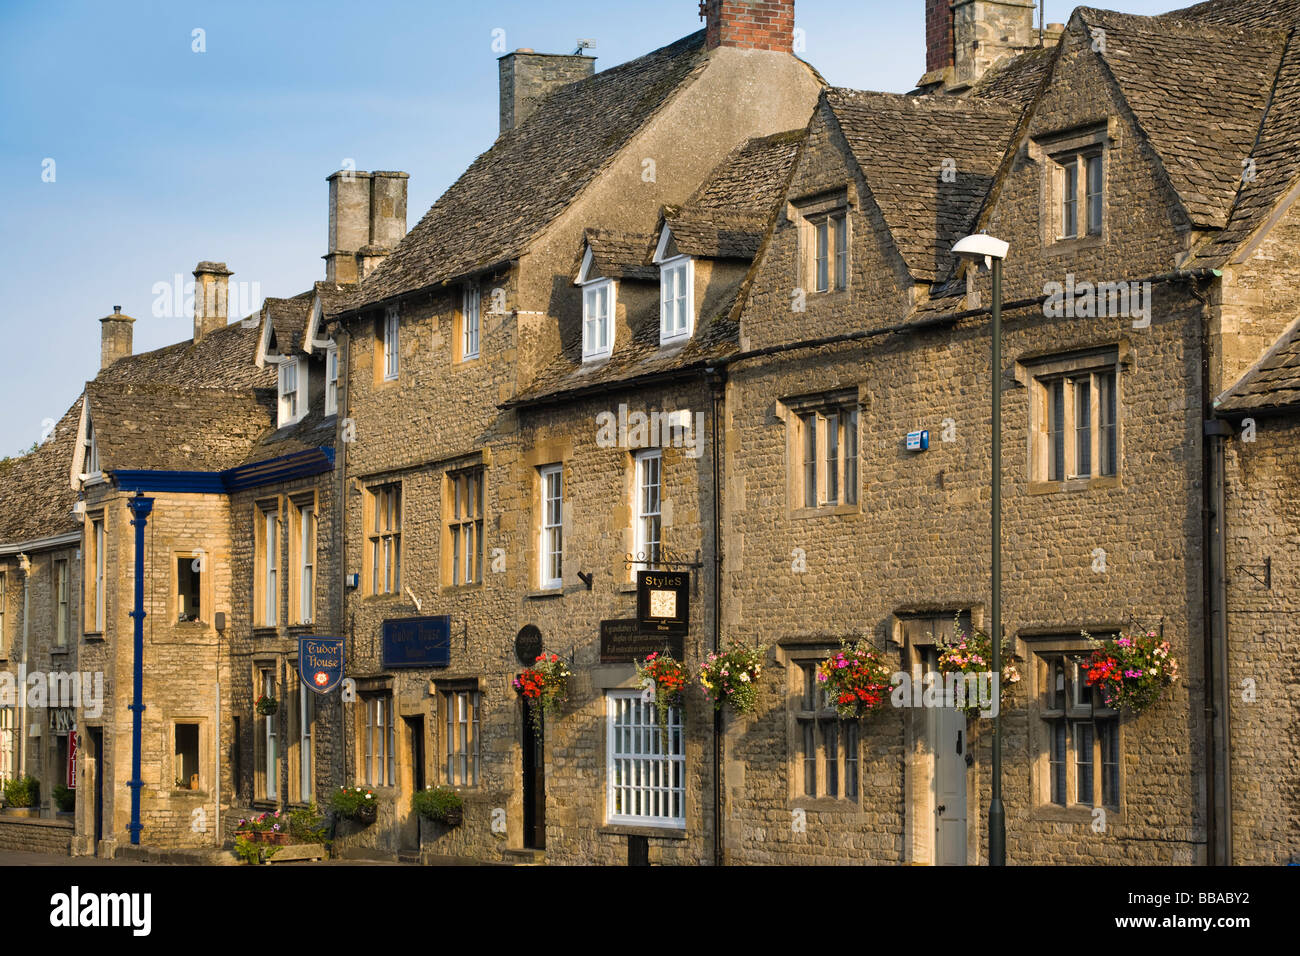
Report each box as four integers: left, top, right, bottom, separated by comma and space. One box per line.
18, 553, 31, 776
708, 367, 725, 867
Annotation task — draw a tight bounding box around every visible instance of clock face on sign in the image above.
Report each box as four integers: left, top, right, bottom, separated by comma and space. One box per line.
649, 589, 677, 619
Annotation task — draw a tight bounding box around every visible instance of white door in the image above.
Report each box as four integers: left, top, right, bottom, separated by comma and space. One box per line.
935, 704, 967, 864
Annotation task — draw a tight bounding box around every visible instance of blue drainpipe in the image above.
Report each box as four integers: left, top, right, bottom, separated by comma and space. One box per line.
127, 492, 154, 845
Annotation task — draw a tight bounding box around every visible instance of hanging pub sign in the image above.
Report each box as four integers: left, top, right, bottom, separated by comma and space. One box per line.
636, 570, 689, 636
298, 637, 345, 695
382, 616, 452, 669
601, 619, 683, 663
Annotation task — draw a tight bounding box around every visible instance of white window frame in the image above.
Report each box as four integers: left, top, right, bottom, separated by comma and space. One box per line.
1055, 150, 1104, 241
0, 707, 15, 783
292, 668, 313, 803
84, 420, 100, 477
93, 518, 105, 631
264, 509, 278, 626
55, 559, 69, 647
297, 501, 315, 624
368, 484, 402, 595
362, 694, 396, 788
582, 278, 615, 362
539, 465, 563, 590
324, 344, 339, 416
277, 356, 306, 427
262, 669, 278, 801
606, 690, 685, 828
383, 305, 399, 381
447, 470, 482, 588
659, 255, 694, 345
633, 449, 662, 571
793, 403, 859, 511
443, 688, 480, 787
0, 572, 6, 651
462, 284, 480, 361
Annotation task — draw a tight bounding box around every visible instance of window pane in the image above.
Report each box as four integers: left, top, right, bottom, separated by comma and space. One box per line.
815, 220, 829, 292
825, 412, 839, 504
1101, 720, 1119, 806
802, 413, 817, 508
1050, 720, 1067, 805
1063, 163, 1078, 238
1076, 721, 1095, 806
1074, 377, 1091, 478
824, 722, 838, 797
1049, 380, 1066, 481
845, 723, 859, 799
803, 723, 816, 796
1087, 155, 1103, 234
844, 410, 858, 505
834, 215, 848, 290
1099, 371, 1117, 476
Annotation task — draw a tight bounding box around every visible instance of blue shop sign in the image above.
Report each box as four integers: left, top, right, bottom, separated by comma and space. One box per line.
382, 616, 452, 669
298, 637, 345, 695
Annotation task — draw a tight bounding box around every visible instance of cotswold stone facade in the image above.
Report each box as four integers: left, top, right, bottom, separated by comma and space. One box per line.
3, 0, 1299, 867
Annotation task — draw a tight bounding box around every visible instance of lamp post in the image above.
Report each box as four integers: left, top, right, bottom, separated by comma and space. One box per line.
952, 232, 1010, 867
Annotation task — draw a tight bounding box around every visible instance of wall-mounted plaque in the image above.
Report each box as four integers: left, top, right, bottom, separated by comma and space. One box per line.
636, 570, 689, 637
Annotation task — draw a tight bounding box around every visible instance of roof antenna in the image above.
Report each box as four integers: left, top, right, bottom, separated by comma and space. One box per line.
574, 38, 595, 55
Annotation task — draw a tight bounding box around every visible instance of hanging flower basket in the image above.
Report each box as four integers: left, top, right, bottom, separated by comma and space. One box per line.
635, 651, 688, 736
513, 653, 571, 732
330, 786, 378, 824
816, 640, 893, 719
1083, 629, 1178, 715
255, 694, 279, 716
699, 643, 768, 716
934, 619, 1021, 718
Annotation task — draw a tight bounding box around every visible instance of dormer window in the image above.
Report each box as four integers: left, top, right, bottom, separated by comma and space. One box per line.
461, 283, 481, 361
659, 256, 694, 345
1058, 151, 1103, 240
793, 191, 850, 296
582, 278, 614, 362
325, 344, 339, 416
278, 357, 307, 427
84, 420, 100, 476
382, 305, 399, 381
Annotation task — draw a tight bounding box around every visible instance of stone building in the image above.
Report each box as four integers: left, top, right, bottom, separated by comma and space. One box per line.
2, 0, 1299, 867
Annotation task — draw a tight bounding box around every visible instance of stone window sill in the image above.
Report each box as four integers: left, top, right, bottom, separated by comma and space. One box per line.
525, 589, 563, 600
599, 823, 688, 841
1027, 475, 1120, 496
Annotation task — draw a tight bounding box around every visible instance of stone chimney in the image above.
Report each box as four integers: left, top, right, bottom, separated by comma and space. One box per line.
99, 305, 135, 369
919, 1, 1038, 92
498, 50, 595, 135
701, 0, 795, 52
193, 262, 232, 341
325, 170, 410, 283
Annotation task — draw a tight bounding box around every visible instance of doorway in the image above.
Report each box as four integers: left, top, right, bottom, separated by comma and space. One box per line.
521, 699, 545, 850
87, 726, 105, 853
932, 690, 969, 865
405, 715, 426, 792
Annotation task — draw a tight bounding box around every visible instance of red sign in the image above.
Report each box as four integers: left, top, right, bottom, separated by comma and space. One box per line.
67, 733, 77, 789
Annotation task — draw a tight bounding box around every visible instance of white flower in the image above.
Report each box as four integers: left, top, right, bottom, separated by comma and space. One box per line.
739, 672, 750, 683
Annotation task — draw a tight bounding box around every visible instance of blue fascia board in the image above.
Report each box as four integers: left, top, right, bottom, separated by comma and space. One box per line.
111, 447, 334, 495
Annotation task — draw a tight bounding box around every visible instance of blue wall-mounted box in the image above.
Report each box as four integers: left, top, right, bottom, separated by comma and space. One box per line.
906, 430, 930, 452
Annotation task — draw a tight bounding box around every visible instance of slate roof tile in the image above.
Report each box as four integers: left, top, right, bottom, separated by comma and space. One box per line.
1217, 319, 1300, 412
0, 399, 83, 544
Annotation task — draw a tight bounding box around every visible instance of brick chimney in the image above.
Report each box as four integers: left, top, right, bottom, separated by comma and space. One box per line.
193, 262, 231, 341
926, 0, 955, 74
701, 0, 795, 52
325, 170, 410, 283
99, 305, 135, 369
498, 49, 596, 134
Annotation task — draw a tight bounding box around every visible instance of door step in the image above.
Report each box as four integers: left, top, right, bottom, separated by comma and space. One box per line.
501, 848, 546, 865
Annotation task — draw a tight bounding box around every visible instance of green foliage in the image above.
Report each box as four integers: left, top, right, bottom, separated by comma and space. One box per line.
329, 786, 377, 822
412, 786, 463, 824
52, 784, 75, 812
3, 775, 39, 808
234, 835, 281, 865
288, 803, 328, 843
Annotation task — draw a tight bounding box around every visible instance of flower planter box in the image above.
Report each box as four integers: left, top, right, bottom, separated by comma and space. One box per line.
347, 806, 377, 825
438, 808, 463, 827
2, 807, 40, 818
261, 832, 290, 845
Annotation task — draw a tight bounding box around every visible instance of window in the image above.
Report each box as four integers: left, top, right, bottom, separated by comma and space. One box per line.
325, 344, 340, 417
360, 694, 396, 788
367, 484, 402, 595
277, 357, 306, 426
606, 690, 684, 827
808, 211, 848, 293
659, 257, 694, 344
539, 465, 563, 590
54, 559, 69, 647
1032, 359, 1119, 484
446, 469, 483, 587
177, 555, 201, 623
442, 688, 480, 787
382, 305, 399, 381
0, 571, 6, 653
290, 498, 316, 624
175, 723, 199, 790
0, 707, 14, 783
793, 402, 859, 511
633, 450, 661, 568
582, 278, 614, 361
791, 660, 860, 800
1037, 649, 1119, 808
1056, 151, 1104, 240
256, 667, 278, 801
85, 516, 105, 632
289, 664, 314, 803
255, 503, 280, 626
83, 420, 100, 477
461, 283, 480, 361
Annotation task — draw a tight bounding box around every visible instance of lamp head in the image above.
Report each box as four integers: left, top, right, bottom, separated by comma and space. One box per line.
953, 233, 1009, 272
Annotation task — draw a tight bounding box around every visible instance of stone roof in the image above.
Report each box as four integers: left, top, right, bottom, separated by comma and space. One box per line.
1216, 319, 1300, 413
1167, 0, 1300, 28
966, 45, 1056, 109
664, 130, 805, 260
314, 280, 355, 321
346, 31, 711, 311
265, 291, 314, 356
244, 402, 337, 464
85, 381, 275, 472
824, 88, 1020, 284
1076, 7, 1286, 231
97, 315, 274, 391
0, 399, 83, 545
582, 231, 658, 281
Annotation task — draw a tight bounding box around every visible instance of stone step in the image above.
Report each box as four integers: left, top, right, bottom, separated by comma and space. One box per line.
501, 848, 546, 865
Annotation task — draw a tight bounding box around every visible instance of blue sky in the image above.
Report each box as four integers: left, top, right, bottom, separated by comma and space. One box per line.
0, 0, 1181, 457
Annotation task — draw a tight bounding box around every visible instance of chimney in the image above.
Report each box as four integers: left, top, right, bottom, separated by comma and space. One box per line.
325, 170, 410, 283
701, 0, 795, 52
193, 261, 232, 341
498, 49, 595, 134
951, 0, 1036, 89
925, 0, 955, 75
99, 305, 135, 369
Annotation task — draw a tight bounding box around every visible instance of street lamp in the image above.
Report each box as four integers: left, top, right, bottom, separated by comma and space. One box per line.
952, 231, 1009, 867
